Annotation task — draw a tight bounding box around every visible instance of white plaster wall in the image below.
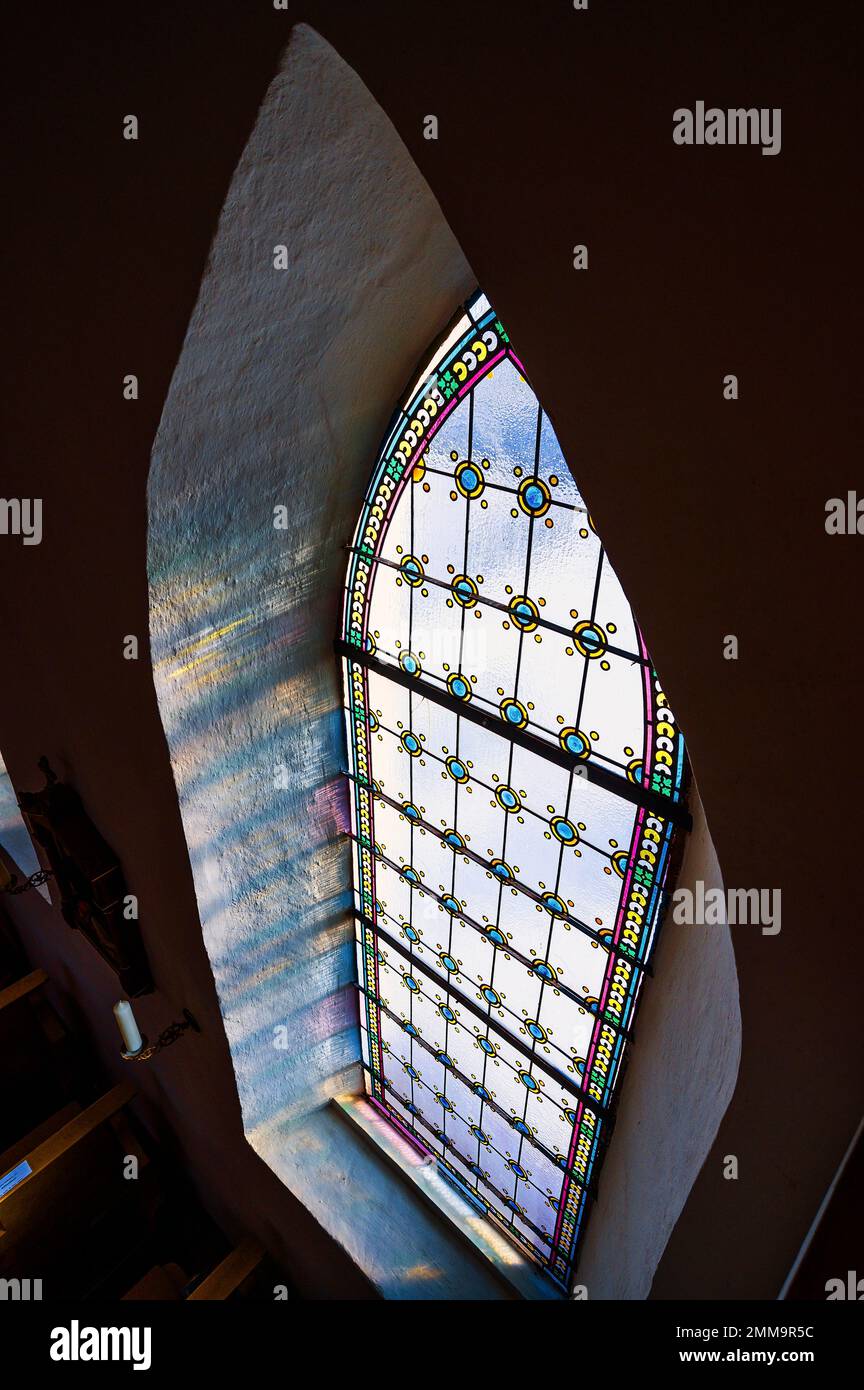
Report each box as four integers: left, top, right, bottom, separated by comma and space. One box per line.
148, 24, 740, 1297
148, 23, 475, 1126
576, 784, 741, 1298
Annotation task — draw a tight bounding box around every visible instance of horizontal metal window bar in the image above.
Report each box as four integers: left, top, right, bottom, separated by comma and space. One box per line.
355, 850, 639, 1023
346, 771, 649, 981
351, 832, 651, 989
347, 729, 611, 861
358, 895, 636, 1045
343, 636, 637, 797
352, 979, 608, 1187
344, 546, 650, 666
354, 912, 620, 1116
363, 896, 635, 1051
350, 639, 635, 787
359, 1060, 594, 1246
351, 832, 651, 994
336, 638, 691, 830
351, 979, 609, 1143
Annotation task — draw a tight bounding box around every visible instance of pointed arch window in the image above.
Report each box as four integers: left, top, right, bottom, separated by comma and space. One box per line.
338, 292, 690, 1292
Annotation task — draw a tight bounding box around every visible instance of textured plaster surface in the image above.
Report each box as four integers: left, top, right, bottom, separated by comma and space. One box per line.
148, 25, 739, 1297
577, 787, 741, 1298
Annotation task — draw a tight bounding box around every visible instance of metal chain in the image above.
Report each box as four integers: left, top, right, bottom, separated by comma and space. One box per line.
2, 869, 54, 895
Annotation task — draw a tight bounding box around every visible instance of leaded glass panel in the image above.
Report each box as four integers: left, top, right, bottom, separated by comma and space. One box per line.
340, 293, 688, 1291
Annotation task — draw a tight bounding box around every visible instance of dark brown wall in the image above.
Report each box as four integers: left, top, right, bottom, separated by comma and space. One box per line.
3, 0, 861, 1298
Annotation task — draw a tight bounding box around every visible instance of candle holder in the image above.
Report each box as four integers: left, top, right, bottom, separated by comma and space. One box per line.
121, 1009, 201, 1062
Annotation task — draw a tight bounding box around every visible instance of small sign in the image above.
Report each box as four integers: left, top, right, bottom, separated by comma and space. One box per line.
0, 1160, 32, 1198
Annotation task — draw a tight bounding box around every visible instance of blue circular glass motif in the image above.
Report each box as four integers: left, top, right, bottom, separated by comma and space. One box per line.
400, 555, 424, 586
500, 698, 527, 727
551, 816, 578, 844
508, 595, 539, 631
541, 893, 566, 917
573, 620, 607, 658
532, 960, 556, 982
455, 460, 485, 499
559, 727, 589, 760
518, 476, 551, 517
495, 785, 521, 812
451, 575, 478, 607
399, 650, 421, 676
447, 672, 471, 701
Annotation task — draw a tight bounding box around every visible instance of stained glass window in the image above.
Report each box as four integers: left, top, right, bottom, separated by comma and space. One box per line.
338, 292, 690, 1293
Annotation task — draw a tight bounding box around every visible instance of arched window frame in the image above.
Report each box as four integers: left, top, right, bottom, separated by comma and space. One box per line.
341, 292, 690, 1292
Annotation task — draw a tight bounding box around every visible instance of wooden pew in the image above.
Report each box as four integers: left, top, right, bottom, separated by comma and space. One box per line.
0, 1080, 155, 1298
0, 1101, 81, 1179
122, 1241, 273, 1302
0, 900, 29, 990
0, 969, 92, 1152
122, 1262, 188, 1301
186, 1237, 266, 1300
0, 970, 67, 1150
0, 968, 48, 1012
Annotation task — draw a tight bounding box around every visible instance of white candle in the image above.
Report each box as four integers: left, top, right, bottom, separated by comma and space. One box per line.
113, 1000, 143, 1055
